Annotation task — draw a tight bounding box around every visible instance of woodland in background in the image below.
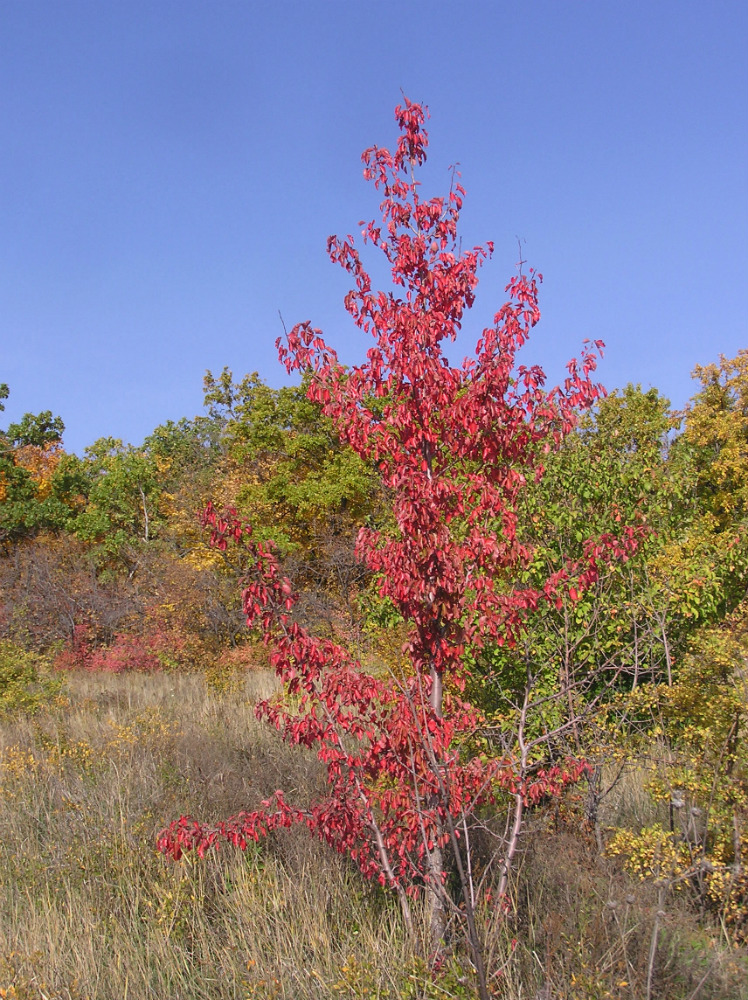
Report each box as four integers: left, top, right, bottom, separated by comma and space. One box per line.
3, 353, 747, 672
0, 367, 377, 667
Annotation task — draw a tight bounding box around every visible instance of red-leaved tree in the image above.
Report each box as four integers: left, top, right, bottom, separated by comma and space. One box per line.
159, 99, 640, 995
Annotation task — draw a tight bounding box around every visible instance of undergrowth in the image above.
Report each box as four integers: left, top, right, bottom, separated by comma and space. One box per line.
0, 668, 745, 999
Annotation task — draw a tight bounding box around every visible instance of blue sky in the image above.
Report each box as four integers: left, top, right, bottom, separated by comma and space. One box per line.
1, 1, 746, 455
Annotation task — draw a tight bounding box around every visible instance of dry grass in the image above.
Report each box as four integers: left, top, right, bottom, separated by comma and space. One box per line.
1, 670, 746, 999
0, 670, 427, 1000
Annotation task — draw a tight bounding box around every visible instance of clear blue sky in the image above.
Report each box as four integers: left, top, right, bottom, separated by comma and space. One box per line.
2, 1, 746, 455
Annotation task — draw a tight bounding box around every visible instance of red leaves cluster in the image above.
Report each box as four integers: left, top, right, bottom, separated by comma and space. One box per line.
54, 623, 176, 673
159, 100, 640, 898
276, 99, 628, 682
161, 504, 507, 883
159, 504, 591, 887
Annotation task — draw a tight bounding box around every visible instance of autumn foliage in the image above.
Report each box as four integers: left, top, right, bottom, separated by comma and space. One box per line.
155, 102, 645, 987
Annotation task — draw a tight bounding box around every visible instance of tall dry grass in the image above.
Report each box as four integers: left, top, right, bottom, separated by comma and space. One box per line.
1, 669, 746, 999
0, 671, 430, 999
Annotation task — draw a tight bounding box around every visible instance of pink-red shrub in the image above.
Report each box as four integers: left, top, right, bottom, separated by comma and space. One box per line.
88, 633, 161, 673
54, 625, 162, 673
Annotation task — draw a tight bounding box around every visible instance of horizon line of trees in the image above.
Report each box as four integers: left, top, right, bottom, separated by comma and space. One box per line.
1, 352, 747, 662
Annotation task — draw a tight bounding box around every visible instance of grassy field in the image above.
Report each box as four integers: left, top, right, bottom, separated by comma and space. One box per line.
1, 668, 746, 1000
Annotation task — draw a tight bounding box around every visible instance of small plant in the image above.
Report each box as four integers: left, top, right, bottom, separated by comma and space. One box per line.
0, 640, 63, 716
88, 633, 161, 673
54, 623, 194, 674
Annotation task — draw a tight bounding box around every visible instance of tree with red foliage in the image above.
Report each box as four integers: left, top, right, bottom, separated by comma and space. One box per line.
159, 100, 639, 995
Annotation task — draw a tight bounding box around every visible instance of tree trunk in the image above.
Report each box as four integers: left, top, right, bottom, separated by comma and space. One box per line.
426, 663, 447, 951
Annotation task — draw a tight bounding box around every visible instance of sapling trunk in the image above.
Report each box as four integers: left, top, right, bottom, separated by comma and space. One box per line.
426, 661, 447, 950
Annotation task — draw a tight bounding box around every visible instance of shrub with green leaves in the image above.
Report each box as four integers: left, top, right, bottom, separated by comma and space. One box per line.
0, 640, 64, 716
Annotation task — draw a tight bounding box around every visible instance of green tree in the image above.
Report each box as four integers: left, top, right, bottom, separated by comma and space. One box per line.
475, 371, 748, 850
676, 350, 748, 610
70, 439, 164, 568
203, 368, 378, 547
201, 369, 381, 632
473, 388, 690, 699
142, 416, 224, 568
0, 398, 70, 544
0, 458, 41, 546
5, 410, 65, 448
466, 381, 732, 841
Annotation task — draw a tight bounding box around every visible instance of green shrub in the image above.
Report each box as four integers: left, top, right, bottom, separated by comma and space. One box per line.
0, 640, 64, 716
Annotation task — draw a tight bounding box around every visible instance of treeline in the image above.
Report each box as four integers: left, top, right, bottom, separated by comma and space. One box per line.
1, 354, 746, 667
